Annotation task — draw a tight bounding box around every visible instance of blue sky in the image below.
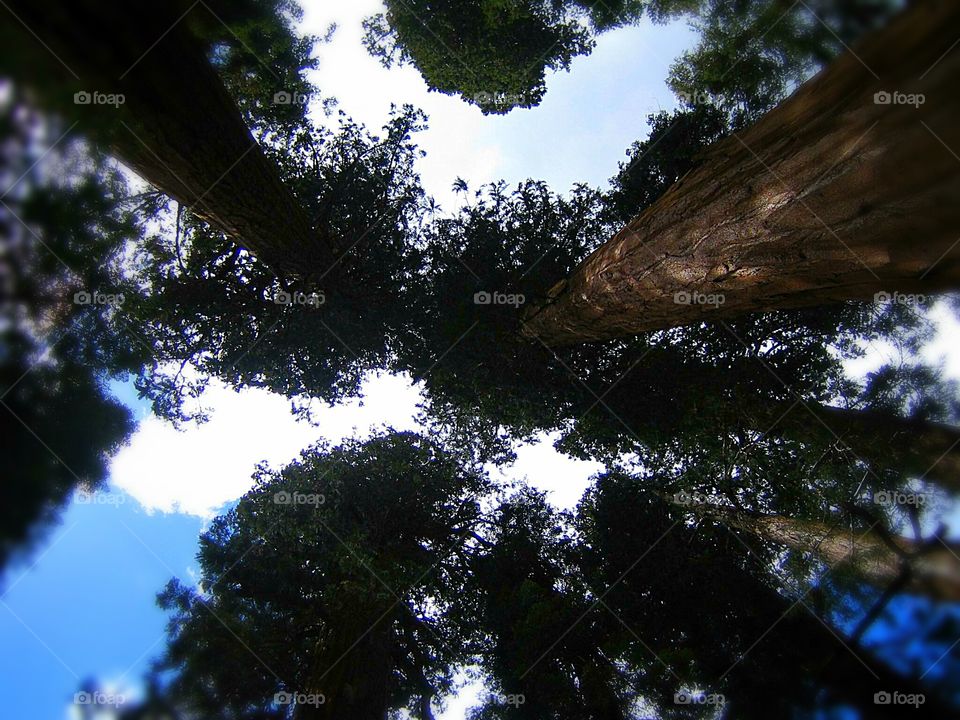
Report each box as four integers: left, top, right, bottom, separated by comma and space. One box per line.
2, 3, 958, 718
0, 387, 202, 718
301, 1, 698, 207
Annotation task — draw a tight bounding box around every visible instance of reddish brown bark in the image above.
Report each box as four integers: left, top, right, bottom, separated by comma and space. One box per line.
773, 403, 960, 493
7, 0, 327, 278
684, 501, 960, 602
522, 0, 960, 345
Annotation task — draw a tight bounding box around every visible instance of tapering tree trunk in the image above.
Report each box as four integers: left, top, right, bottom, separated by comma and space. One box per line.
522, 0, 960, 345
6, 0, 327, 278
731, 573, 954, 718
300, 590, 393, 720
767, 402, 960, 493
683, 501, 960, 602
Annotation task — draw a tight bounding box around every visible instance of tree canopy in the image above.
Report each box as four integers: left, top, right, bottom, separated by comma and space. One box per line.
2, 0, 959, 717
362, 0, 900, 115
155, 431, 491, 718
122, 432, 960, 718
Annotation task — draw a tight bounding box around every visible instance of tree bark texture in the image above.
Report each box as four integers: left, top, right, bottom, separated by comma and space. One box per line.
767, 402, 960, 493
688, 501, 960, 602
522, 0, 960, 345
7, 0, 327, 277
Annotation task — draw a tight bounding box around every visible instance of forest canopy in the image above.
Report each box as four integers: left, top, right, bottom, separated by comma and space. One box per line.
1, 0, 958, 718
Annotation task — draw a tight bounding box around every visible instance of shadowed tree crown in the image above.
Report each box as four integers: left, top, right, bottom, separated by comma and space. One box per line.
363, 0, 595, 114
155, 431, 492, 718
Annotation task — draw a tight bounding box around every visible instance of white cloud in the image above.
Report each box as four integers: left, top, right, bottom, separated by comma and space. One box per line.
110, 373, 422, 517
489, 432, 604, 511
921, 299, 960, 379
110, 371, 603, 519
300, 3, 696, 209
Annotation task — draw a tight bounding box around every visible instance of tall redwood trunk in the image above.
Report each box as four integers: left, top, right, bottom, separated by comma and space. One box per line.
727, 563, 953, 718
7, 0, 326, 278
767, 402, 960, 493
522, 0, 960, 345
300, 591, 393, 720
683, 501, 960, 602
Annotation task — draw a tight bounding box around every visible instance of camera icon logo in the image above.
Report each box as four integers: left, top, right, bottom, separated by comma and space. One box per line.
874, 490, 893, 506
74, 91, 92, 105
474, 291, 492, 305
272, 91, 308, 105
873, 91, 892, 105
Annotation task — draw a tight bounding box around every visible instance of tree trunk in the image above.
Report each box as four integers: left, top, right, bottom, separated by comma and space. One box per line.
299, 590, 393, 720
6, 0, 327, 278
684, 501, 960, 602
522, 0, 960, 345
729, 571, 955, 719
768, 402, 960, 493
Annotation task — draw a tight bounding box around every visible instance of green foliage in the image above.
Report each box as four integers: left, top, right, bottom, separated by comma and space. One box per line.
362, 0, 900, 116
188, 0, 324, 132
0, 88, 140, 569
0, 330, 133, 569
117, 106, 428, 420
363, 0, 712, 113
156, 431, 491, 718
146, 436, 960, 718
364, 0, 595, 114
395, 179, 614, 440
463, 488, 633, 719
669, 0, 900, 126
577, 475, 955, 717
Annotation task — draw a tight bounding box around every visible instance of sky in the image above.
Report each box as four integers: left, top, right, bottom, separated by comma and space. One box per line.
2, 3, 958, 718
302, 0, 698, 208
0, 5, 699, 719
